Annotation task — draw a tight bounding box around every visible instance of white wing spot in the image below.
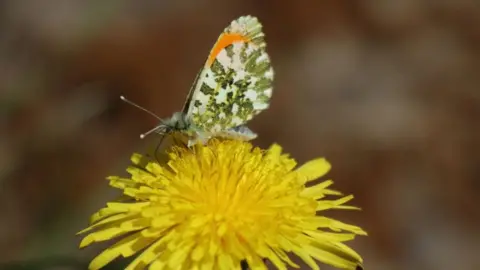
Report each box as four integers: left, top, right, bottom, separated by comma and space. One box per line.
204, 70, 217, 88
217, 50, 231, 68
245, 43, 256, 54
253, 102, 269, 110
231, 42, 244, 70
232, 103, 239, 114
249, 76, 259, 85
193, 91, 210, 115
245, 89, 258, 101
264, 88, 273, 97
229, 21, 243, 33
232, 42, 243, 53
215, 89, 227, 104
196, 91, 210, 104
265, 68, 274, 79
233, 69, 247, 81
256, 52, 269, 64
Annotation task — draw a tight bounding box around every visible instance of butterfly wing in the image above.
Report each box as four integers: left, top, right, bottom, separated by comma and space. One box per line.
183, 16, 274, 134
214, 125, 258, 140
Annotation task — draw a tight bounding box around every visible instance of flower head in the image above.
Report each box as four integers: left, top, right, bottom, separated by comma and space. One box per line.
78, 139, 366, 270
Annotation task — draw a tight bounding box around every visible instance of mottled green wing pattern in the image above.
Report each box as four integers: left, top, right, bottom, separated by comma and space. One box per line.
185, 16, 274, 133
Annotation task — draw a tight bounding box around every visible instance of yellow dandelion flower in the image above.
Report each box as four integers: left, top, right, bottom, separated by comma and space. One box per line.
78, 139, 366, 270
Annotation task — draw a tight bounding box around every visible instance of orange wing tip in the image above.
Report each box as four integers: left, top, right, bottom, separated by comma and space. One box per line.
206, 33, 249, 67
206, 16, 266, 67
228, 16, 265, 46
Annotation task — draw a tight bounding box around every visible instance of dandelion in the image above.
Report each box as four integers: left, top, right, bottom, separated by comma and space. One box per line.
78, 139, 366, 270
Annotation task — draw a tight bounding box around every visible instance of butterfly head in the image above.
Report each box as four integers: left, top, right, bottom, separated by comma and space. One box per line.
159, 112, 186, 131
149, 112, 194, 136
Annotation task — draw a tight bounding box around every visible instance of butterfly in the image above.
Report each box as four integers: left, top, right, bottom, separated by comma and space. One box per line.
123, 16, 274, 147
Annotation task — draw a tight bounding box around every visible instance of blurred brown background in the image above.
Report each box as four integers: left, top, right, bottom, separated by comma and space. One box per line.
1, 1, 479, 269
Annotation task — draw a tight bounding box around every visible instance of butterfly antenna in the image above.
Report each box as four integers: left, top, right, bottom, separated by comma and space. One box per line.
120, 95, 166, 139
120, 95, 163, 121
140, 126, 162, 139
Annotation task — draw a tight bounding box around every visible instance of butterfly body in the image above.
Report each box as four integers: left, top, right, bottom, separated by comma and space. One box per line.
158, 112, 257, 146
153, 16, 273, 146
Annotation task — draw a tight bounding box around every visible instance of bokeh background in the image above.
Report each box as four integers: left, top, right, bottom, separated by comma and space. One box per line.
1, 1, 479, 269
